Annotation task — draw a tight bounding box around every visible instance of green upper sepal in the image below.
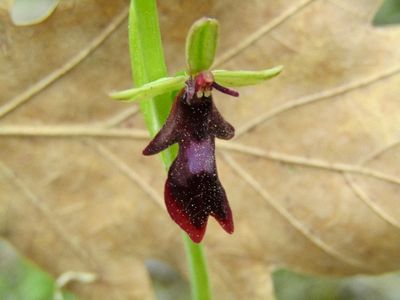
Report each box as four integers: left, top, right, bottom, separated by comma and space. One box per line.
186, 17, 219, 75
110, 75, 187, 102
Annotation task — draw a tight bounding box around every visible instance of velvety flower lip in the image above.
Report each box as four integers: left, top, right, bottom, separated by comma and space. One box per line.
143, 72, 237, 243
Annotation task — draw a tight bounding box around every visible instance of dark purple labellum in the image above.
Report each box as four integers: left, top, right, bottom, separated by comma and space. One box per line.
143, 71, 238, 243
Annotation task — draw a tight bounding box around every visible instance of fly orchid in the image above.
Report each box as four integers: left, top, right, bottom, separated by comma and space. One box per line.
111, 17, 282, 243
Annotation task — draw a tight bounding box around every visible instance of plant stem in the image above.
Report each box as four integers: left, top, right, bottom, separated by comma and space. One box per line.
128, 0, 175, 167
128, 1, 212, 299
183, 234, 212, 300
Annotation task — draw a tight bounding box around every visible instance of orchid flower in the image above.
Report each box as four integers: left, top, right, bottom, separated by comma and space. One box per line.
111, 17, 282, 243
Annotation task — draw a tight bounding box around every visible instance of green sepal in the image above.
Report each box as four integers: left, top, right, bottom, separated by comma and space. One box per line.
212, 66, 283, 87
186, 17, 219, 75
110, 75, 187, 102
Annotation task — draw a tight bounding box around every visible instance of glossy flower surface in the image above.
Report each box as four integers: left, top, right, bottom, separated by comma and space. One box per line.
143, 72, 237, 243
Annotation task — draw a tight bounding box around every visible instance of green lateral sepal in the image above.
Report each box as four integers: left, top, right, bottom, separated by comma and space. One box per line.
212, 65, 283, 87
110, 75, 187, 102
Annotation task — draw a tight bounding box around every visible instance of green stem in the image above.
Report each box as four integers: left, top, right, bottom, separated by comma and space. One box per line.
183, 234, 212, 300
128, 1, 212, 299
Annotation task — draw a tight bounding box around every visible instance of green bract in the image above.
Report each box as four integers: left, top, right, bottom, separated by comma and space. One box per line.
128, 0, 177, 167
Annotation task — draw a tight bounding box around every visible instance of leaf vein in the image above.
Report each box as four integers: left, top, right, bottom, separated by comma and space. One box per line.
0, 6, 129, 119
222, 152, 372, 271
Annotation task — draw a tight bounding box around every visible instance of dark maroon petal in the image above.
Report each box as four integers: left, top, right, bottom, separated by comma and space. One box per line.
212, 82, 239, 97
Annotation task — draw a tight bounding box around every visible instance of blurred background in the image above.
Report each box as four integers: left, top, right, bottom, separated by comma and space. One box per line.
1, 0, 400, 299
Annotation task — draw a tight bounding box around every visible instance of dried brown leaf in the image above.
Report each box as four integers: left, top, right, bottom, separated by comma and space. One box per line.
1, 0, 400, 299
